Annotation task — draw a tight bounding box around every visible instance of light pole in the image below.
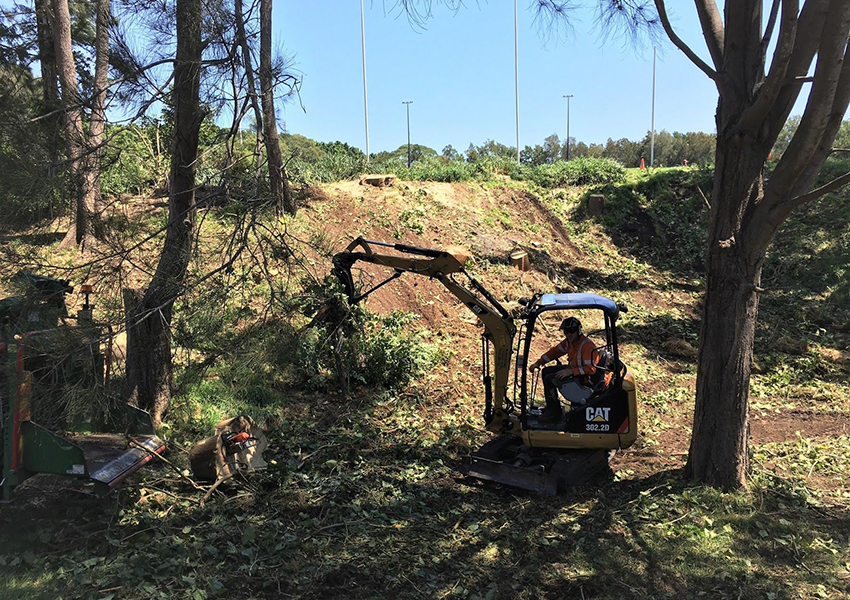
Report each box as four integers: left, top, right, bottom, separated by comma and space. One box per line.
514, 0, 520, 164
360, 0, 370, 162
563, 94, 574, 161
403, 101, 413, 168
650, 46, 656, 167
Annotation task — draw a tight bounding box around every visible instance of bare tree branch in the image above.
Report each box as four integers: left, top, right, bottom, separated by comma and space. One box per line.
762, 0, 782, 52
654, 0, 718, 81
389, 0, 466, 31
767, 0, 830, 139
785, 169, 850, 207
737, 0, 799, 133
693, 0, 724, 69
765, 2, 850, 207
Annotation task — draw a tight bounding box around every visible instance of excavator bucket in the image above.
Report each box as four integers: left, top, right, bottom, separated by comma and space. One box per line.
463, 454, 559, 495
461, 436, 613, 495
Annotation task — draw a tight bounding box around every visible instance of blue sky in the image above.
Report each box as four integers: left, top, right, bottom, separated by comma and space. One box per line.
275, 1, 720, 155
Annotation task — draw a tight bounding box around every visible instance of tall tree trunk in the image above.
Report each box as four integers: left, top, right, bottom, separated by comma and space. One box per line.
233, 0, 265, 188
51, 0, 91, 248
35, 0, 60, 175
685, 138, 766, 489
86, 0, 110, 226
684, 0, 850, 489
124, 0, 202, 427
684, 4, 770, 490
259, 0, 295, 214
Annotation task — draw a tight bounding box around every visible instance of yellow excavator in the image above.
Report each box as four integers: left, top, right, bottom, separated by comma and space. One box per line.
332, 237, 638, 494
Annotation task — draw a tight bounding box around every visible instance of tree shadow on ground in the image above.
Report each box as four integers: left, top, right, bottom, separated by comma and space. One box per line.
622, 312, 702, 353
3, 413, 849, 600
0, 232, 65, 246
494, 245, 705, 297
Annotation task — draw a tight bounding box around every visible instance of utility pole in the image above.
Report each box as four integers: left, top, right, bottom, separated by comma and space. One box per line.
563, 94, 574, 161
360, 0, 370, 162
403, 101, 413, 168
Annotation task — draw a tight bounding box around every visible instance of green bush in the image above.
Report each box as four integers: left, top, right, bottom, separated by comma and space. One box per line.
530, 157, 626, 188
409, 157, 473, 182
100, 125, 168, 195
277, 307, 439, 391
289, 143, 367, 184
471, 155, 531, 181
275, 277, 442, 391
595, 167, 712, 272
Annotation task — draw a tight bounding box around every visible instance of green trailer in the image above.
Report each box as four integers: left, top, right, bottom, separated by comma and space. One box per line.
0, 274, 164, 501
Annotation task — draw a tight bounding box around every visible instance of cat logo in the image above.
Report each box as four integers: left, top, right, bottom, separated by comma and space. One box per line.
586, 407, 610, 423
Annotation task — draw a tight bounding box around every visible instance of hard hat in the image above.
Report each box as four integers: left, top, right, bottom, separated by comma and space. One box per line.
560, 317, 582, 334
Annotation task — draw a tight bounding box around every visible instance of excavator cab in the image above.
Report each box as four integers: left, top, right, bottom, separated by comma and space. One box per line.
514, 293, 636, 446
465, 293, 638, 494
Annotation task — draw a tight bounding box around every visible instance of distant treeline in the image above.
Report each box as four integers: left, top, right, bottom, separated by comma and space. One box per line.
282, 130, 716, 169
4, 94, 848, 229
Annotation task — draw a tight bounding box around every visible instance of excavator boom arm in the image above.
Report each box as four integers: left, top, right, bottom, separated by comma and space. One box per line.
332, 238, 516, 427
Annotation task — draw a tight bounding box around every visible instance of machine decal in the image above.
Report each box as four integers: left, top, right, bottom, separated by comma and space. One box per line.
468, 303, 486, 314
585, 407, 611, 432
586, 407, 610, 422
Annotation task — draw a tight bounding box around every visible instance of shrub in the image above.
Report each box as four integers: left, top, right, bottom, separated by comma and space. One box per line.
289, 143, 367, 183
100, 125, 169, 195
409, 157, 473, 182
471, 155, 531, 181
530, 157, 626, 188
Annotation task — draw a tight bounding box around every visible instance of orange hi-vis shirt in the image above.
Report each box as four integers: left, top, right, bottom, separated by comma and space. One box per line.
539, 334, 597, 379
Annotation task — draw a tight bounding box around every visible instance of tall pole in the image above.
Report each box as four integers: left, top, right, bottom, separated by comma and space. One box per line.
360, 0, 370, 162
650, 46, 656, 167
563, 94, 573, 161
403, 101, 413, 168
514, 0, 520, 164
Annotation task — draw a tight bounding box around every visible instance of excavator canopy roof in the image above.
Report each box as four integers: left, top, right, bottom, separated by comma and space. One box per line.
538, 293, 620, 321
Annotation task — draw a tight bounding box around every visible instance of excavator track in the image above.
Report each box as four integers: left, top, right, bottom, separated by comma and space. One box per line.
462, 435, 613, 495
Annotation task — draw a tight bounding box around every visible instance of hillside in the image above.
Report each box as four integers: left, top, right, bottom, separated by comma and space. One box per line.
2, 169, 849, 600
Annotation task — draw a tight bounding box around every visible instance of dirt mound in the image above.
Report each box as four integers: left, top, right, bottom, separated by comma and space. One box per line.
307, 181, 585, 332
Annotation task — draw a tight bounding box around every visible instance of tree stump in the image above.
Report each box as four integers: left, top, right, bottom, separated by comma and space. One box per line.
510, 250, 530, 271
587, 194, 605, 215
359, 174, 396, 187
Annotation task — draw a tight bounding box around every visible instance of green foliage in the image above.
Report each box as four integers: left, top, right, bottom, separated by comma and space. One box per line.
593, 167, 713, 272
318, 140, 366, 162
196, 134, 259, 192
275, 279, 441, 391
529, 157, 627, 188
0, 66, 67, 228
289, 141, 367, 184
472, 155, 531, 180
465, 139, 516, 162
408, 157, 473, 182
761, 187, 850, 320
281, 133, 324, 162
371, 143, 437, 165
100, 123, 169, 195
396, 206, 427, 236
